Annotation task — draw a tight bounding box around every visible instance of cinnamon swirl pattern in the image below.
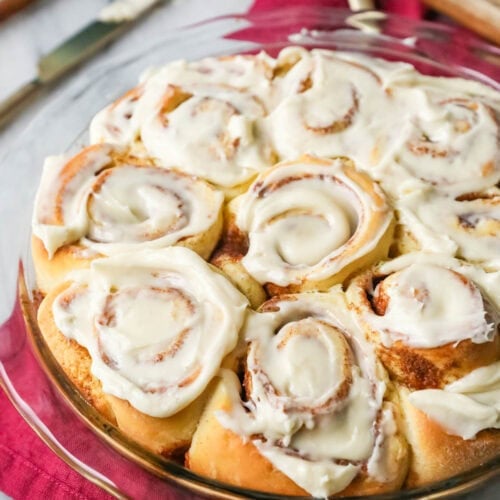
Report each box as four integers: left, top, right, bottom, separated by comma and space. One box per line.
90, 53, 277, 193
395, 189, 500, 268
213, 155, 393, 299
374, 92, 500, 198
347, 253, 500, 485
30, 46, 500, 496
187, 292, 408, 497
49, 248, 247, 417
32, 143, 223, 291
264, 47, 401, 168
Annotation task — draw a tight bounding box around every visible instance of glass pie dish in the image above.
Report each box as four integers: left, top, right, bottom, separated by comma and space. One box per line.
1, 6, 499, 499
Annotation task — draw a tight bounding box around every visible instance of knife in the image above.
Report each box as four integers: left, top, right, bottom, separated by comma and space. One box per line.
0, 0, 162, 129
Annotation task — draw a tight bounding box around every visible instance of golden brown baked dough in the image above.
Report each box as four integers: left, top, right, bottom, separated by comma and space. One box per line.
399, 387, 500, 487
347, 254, 500, 486
32, 143, 224, 293
30, 46, 500, 496
212, 155, 394, 301
37, 281, 217, 456
187, 292, 409, 497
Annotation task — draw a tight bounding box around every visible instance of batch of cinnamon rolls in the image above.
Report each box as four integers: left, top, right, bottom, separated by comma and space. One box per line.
31, 47, 500, 497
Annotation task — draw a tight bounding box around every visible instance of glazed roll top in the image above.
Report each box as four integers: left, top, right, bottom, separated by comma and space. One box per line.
396, 189, 500, 268
51, 247, 248, 418
408, 361, 500, 439
231, 155, 393, 289
32, 144, 223, 258
348, 253, 499, 348
264, 47, 400, 167
91, 53, 277, 191
347, 253, 500, 434
218, 292, 405, 497
377, 92, 500, 197
363, 256, 497, 348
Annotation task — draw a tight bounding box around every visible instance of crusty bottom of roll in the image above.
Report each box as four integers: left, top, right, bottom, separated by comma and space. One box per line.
186, 371, 409, 497
106, 387, 215, 457
37, 281, 213, 456
398, 387, 500, 487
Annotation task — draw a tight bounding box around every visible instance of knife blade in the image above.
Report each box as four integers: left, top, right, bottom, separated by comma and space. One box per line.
0, 1, 161, 129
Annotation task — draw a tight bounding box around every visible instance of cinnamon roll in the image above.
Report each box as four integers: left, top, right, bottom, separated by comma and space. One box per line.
212, 155, 394, 301
32, 143, 223, 292
91, 53, 277, 196
372, 92, 500, 198
395, 189, 500, 269
347, 252, 500, 485
36, 247, 248, 454
187, 291, 409, 497
264, 47, 402, 168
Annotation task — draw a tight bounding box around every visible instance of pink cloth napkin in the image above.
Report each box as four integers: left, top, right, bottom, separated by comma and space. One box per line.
0, 1, 460, 498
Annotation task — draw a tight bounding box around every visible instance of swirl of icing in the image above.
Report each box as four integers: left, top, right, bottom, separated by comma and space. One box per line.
32, 144, 223, 258
263, 47, 395, 166
386, 94, 499, 196
139, 83, 274, 189
408, 361, 500, 439
218, 291, 399, 497
396, 190, 500, 269
90, 52, 275, 148
89, 85, 145, 146
233, 155, 393, 287
348, 253, 500, 349
51, 247, 248, 417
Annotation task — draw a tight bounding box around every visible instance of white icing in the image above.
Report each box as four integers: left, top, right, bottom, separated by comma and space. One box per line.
218, 291, 395, 497
99, 0, 159, 23
91, 53, 276, 190
234, 156, 392, 286
52, 248, 248, 417
32, 144, 223, 257
372, 92, 500, 198
396, 191, 500, 269
140, 85, 272, 188
351, 253, 500, 348
264, 48, 398, 169
89, 46, 500, 197
408, 361, 500, 439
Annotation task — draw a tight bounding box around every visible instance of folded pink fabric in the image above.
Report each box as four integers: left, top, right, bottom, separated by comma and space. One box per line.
0, 1, 466, 499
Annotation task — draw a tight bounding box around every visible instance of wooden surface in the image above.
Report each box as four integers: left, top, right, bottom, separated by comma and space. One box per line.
423, 0, 500, 45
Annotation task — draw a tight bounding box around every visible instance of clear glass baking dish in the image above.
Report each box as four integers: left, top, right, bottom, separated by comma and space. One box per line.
1, 6, 499, 499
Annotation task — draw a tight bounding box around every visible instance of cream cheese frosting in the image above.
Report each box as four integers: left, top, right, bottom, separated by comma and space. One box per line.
396, 190, 500, 269
32, 144, 223, 258
350, 253, 500, 348
52, 248, 248, 417
408, 361, 500, 439
217, 291, 397, 497
89, 46, 500, 199
233, 155, 392, 286
90, 53, 277, 190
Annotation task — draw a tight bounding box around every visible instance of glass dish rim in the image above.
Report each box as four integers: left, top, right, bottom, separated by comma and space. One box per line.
2, 5, 500, 499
